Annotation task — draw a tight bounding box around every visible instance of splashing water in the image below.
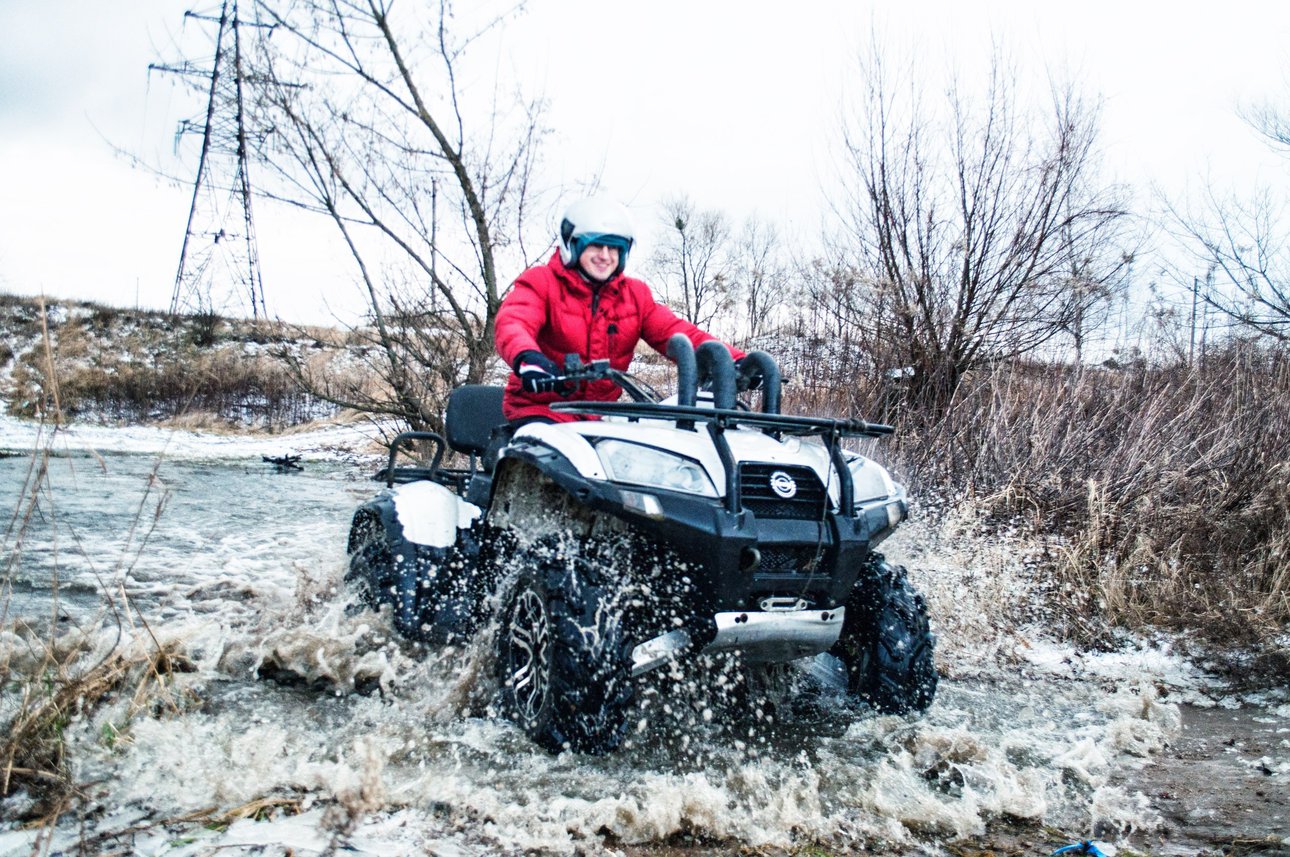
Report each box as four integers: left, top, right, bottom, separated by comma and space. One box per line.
0, 449, 1284, 855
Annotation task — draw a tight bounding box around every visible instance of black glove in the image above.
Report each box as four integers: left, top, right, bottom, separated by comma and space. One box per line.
515, 350, 561, 395
734, 356, 763, 391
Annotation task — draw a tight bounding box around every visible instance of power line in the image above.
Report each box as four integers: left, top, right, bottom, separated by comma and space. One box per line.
152, 1, 267, 320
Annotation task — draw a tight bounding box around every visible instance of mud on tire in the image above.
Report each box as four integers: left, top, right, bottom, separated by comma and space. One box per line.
496, 542, 634, 754
832, 558, 937, 715
345, 513, 394, 609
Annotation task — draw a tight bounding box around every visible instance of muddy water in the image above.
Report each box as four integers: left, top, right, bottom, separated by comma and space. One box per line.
1, 451, 1287, 855
1114, 703, 1290, 855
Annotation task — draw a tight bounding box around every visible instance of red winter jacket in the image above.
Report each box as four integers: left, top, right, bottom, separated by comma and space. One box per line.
495, 252, 745, 423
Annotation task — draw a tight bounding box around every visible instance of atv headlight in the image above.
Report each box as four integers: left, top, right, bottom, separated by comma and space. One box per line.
856, 483, 908, 544
594, 439, 718, 497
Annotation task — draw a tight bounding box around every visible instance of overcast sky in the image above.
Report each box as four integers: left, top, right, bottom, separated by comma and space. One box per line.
2, 0, 1289, 325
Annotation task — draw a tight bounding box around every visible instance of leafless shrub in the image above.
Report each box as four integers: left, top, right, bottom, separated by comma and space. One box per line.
831, 44, 1133, 411
1164, 184, 1290, 344
859, 343, 1290, 667
3, 295, 342, 427
1162, 88, 1290, 345
13, 347, 335, 427
273, 298, 473, 433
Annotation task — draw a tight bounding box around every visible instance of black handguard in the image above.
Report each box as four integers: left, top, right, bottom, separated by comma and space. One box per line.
516, 350, 561, 395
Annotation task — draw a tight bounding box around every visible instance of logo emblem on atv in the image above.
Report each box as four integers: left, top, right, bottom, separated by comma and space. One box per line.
769, 470, 798, 499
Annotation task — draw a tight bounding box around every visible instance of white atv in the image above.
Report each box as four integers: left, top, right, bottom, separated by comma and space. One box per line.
345, 336, 936, 753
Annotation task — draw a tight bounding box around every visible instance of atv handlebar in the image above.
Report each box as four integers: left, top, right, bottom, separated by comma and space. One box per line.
540, 351, 892, 519
550, 355, 658, 403
550, 347, 781, 411
559, 354, 613, 383
549, 348, 890, 438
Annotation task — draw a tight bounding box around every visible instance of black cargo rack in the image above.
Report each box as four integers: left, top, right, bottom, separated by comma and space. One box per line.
551, 401, 893, 438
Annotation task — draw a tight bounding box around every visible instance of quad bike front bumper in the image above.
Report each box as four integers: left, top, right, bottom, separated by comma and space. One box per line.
630, 605, 845, 676
498, 440, 882, 611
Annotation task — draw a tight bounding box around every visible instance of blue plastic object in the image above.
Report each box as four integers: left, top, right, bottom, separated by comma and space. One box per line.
1052, 841, 1106, 857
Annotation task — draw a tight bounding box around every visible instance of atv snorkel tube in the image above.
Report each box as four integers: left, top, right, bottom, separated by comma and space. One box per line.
737, 350, 782, 415
697, 341, 737, 410
666, 334, 698, 428
665, 336, 781, 417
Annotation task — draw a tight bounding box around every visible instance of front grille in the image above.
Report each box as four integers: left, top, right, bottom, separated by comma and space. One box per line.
739, 463, 829, 520
758, 544, 825, 573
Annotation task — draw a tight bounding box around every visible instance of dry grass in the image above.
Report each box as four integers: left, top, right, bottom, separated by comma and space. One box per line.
2, 294, 345, 427
3, 495, 189, 821
828, 343, 1290, 674
19, 796, 307, 854
0, 636, 191, 816
17, 351, 300, 424
1, 303, 198, 821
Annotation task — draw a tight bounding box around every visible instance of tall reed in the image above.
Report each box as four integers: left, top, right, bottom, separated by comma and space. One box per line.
790, 341, 1290, 673
1, 299, 182, 821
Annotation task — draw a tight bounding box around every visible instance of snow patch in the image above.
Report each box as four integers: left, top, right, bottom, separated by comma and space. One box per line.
0, 412, 389, 462
390, 481, 481, 547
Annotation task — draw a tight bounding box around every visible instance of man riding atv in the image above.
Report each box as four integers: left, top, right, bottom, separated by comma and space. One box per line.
345, 196, 936, 756
496, 196, 747, 426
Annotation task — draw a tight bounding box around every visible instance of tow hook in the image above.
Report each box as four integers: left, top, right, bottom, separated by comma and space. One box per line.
760, 596, 810, 612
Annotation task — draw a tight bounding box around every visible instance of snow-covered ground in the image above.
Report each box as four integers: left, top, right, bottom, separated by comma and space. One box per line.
0, 412, 389, 464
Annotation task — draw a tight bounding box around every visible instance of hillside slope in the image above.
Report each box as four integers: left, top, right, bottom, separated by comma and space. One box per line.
0, 293, 371, 429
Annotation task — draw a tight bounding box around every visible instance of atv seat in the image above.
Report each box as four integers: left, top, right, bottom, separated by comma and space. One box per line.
445, 385, 506, 456
445, 385, 508, 506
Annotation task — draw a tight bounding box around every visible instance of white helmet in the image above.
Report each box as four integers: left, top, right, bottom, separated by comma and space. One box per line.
557, 196, 635, 278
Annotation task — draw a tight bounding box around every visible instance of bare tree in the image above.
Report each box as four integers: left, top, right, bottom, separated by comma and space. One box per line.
241, 0, 545, 429
1165, 92, 1290, 348
650, 195, 735, 332
731, 216, 790, 342
834, 46, 1130, 408
800, 260, 863, 344
1242, 97, 1290, 154
1055, 217, 1136, 363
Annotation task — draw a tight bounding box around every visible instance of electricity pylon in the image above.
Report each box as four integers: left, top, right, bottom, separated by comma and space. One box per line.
152, 0, 267, 320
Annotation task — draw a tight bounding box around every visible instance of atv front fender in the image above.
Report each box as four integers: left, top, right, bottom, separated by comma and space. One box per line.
390, 481, 482, 548
349, 482, 483, 639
